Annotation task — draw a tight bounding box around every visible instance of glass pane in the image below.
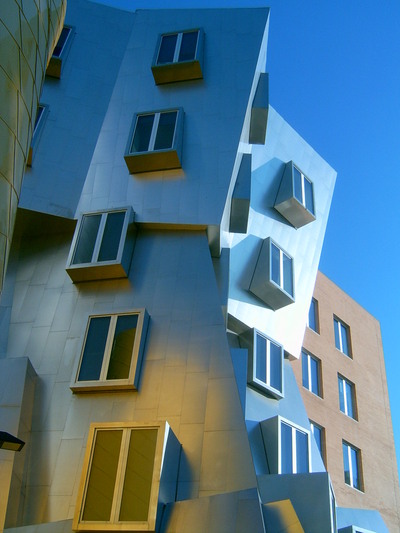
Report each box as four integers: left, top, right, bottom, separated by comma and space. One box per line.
281, 422, 293, 474
350, 446, 360, 489
131, 114, 154, 153
178, 31, 198, 61
53, 27, 70, 57
341, 323, 349, 356
304, 177, 314, 214
312, 424, 322, 455
119, 428, 158, 521
345, 381, 354, 418
98, 211, 125, 262
310, 356, 319, 395
269, 342, 282, 392
296, 430, 309, 473
72, 214, 101, 265
157, 33, 177, 64
338, 378, 345, 413
255, 333, 267, 383
293, 166, 303, 203
302, 351, 309, 389
33, 106, 45, 135
308, 299, 317, 331
270, 243, 280, 286
78, 317, 110, 381
343, 443, 351, 485
282, 252, 293, 295
83, 429, 122, 521
154, 111, 177, 150
334, 319, 340, 350
107, 314, 138, 380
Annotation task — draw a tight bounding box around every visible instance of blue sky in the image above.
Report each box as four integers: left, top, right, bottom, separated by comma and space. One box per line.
93, 0, 400, 474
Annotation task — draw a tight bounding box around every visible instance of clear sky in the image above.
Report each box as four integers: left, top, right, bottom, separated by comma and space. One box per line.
93, 0, 400, 476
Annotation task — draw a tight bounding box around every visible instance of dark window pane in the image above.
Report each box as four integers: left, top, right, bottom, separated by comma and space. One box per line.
308, 299, 317, 331
107, 314, 138, 380
78, 317, 110, 381
346, 381, 354, 418
255, 333, 267, 383
338, 378, 345, 413
312, 424, 322, 455
281, 422, 293, 474
53, 27, 70, 57
304, 176, 314, 214
341, 323, 349, 355
343, 443, 351, 485
271, 243, 280, 286
33, 106, 45, 135
350, 446, 360, 489
157, 34, 177, 64
302, 351, 309, 389
178, 31, 198, 61
334, 319, 340, 350
296, 430, 309, 473
310, 356, 319, 395
72, 214, 101, 265
269, 342, 282, 392
154, 111, 177, 150
83, 429, 122, 521
293, 166, 302, 203
119, 429, 158, 521
282, 252, 293, 295
131, 114, 154, 153
98, 211, 125, 262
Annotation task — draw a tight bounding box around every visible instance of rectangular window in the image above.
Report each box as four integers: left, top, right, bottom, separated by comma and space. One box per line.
73, 422, 166, 531
250, 330, 283, 398
338, 375, 357, 419
334, 316, 351, 357
46, 26, 73, 78
293, 165, 315, 215
307, 298, 319, 333
71, 309, 149, 392
302, 350, 321, 397
310, 421, 325, 464
280, 420, 310, 474
157, 30, 200, 65
342, 441, 362, 491
27, 104, 48, 166
270, 241, 293, 297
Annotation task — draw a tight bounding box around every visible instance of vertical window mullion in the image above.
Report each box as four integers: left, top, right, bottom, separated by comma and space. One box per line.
300, 173, 306, 207
110, 428, 130, 523
292, 427, 297, 473
173, 33, 183, 62
307, 354, 311, 391
92, 213, 107, 262
266, 340, 270, 386
343, 379, 348, 416
279, 249, 284, 289
148, 113, 160, 151
99, 315, 117, 381
348, 445, 354, 486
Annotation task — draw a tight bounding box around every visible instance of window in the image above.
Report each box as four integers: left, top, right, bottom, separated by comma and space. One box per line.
248, 330, 283, 398
73, 421, 172, 532
302, 350, 321, 396
249, 237, 295, 310
280, 420, 310, 474
338, 375, 356, 419
293, 165, 314, 215
46, 26, 73, 78
307, 297, 319, 333
342, 441, 362, 491
151, 29, 204, 84
71, 309, 149, 392
334, 316, 351, 357
124, 109, 184, 173
310, 421, 325, 463
66, 207, 136, 282
27, 104, 48, 166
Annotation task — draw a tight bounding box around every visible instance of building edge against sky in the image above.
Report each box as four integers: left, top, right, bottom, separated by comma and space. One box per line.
0, 1, 398, 532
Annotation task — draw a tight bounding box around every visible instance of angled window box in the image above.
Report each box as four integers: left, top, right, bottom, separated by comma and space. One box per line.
27, 103, 48, 166
249, 237, 295, 310
66, 207, 136, 282
274, 161, 316, 228
249, 73, 269, 145
46, 26, 73, 79
230, 154, 252, 234
151, 29, 204, 85
124, 109, 184, 174
73, 420, 181, 532
70, 308, 149, 393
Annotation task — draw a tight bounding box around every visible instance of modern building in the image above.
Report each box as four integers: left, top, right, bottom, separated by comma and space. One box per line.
0, 1, 398, 532
291, 271, 400, 532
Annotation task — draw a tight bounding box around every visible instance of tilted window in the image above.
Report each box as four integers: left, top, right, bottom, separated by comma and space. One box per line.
293, 165, 314, 215
334, 317, 351, 357
338, 374, 357, 420
302, 350, 321, 397
124, 109, 184, 173
310, 420, 325, 464
307, 297, 319, 333
71, 309, 149, 392
270, 241, 293, 297
342, 441, 362, 491
27, 104, 48, 166
280, 420, 311, 474
248, 330, 283, 399
152, 29, 204, 84
66, 208, 136, 282
46, 26, 73, 78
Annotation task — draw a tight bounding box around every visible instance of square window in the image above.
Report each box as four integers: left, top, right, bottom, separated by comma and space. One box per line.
307, 297, 319, 333
66, 207, 136, 282
334, 316, 351, 357
27, 104, 48, 166
73, 421, 179, 532
302, 350, 322, 397
248, 329, 283, 399
342, 441, 362, 491
124, 109, 184, 173
46, 26, 73, 78
70, 309, 149, 392
338, 374, 357, 420
280, 420, 311, 474
151, 29, 204, 84
310, 420, 325, 464
249, 237, 295, 310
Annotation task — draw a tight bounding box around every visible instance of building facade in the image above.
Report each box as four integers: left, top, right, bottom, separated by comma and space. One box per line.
291, 271, 400, 532
0, 1, 397, 532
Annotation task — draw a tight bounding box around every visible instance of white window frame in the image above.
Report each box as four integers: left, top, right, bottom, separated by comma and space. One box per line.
279, 418, 311, 474
270, 241, 294, 297
334, 316, 351, 357
302, 350, 321, 397
251, 330, 283, 398
342, 441, 362, 491
156, 29, 200, 65
338, 374, 356, 419
71, 309, 149, 392
293, 164, 315, 214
